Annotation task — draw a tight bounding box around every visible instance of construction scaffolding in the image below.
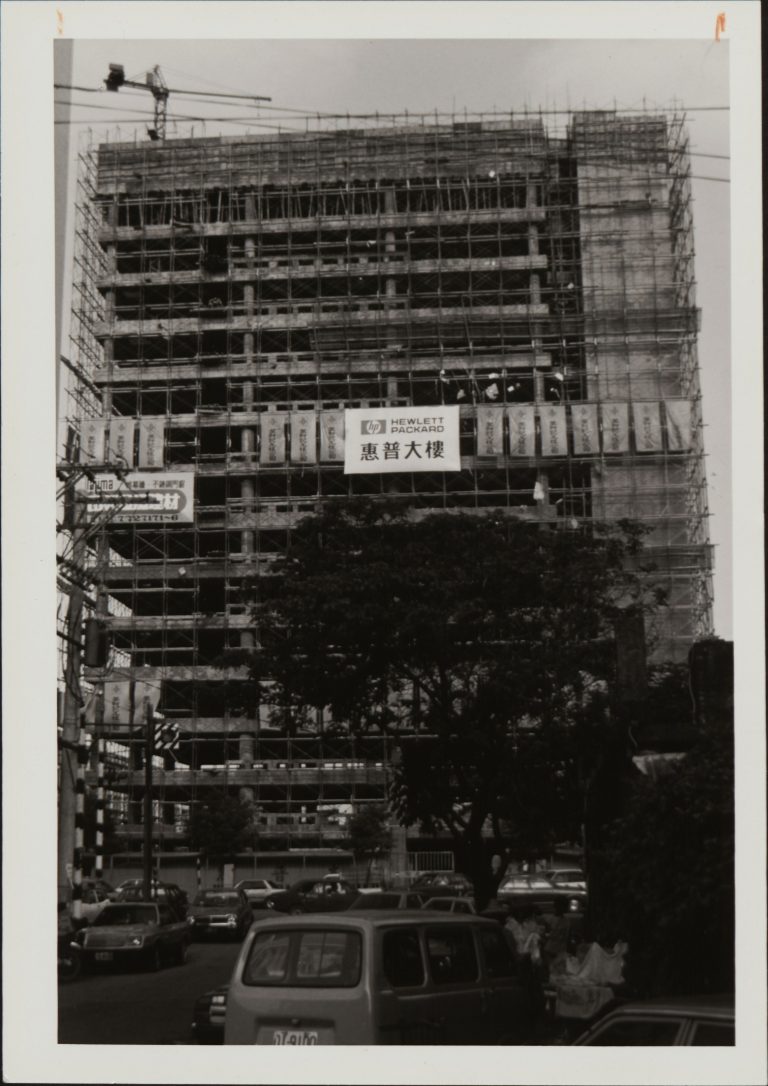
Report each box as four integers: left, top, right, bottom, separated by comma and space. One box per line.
61, 110, 714, 852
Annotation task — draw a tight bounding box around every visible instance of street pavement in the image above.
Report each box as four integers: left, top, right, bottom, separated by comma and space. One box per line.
58, 938, 241, 1045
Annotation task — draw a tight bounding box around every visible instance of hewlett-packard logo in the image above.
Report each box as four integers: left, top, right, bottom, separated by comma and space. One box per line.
361, 419, 386, 435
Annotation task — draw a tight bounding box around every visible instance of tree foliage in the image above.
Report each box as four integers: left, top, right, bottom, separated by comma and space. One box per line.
596, 722, 734, 996
188, 790, 254, 876
234, 498, 661, 905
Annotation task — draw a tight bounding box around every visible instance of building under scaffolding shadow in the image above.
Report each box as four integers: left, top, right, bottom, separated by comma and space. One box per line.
59, 110, 713, 868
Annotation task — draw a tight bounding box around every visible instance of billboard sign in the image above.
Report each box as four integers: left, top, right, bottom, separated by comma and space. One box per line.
80, 472, 194, 524
343, 406, 461, 473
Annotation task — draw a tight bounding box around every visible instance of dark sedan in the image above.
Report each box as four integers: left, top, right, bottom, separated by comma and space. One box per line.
264, 876, 358, 915
349, 890, 427, 910
187, 889, 253, 940
410, 873, 474, 896
497, 874, 586, 915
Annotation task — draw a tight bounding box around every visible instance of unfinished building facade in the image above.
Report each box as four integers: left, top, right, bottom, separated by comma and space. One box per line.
65, 111, 713, 857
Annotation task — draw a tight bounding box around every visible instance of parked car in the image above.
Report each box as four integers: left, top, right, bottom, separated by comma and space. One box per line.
410, 873, 474, 897
187, 888, 253, 940
573, 994, 735, 1046
264, 876, 359, 915
349, 891, 427, 911
541, 868, 587, 892
191, 985, 228, 1044
235, 878, 284, 908
497, 874, 586, 915
110, 880, 189, 919
224, 912, 539, 1044
77, 901, 191, 971
422, 895, 477, 915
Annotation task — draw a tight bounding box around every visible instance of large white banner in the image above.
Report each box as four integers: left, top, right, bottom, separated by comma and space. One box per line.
81, 418, 106, 463
665, 400, 693, 451
343, 406, 461, 473
632, 402, 663, 452
602, 403, 630, 454
476, 406, 505, 457
507, 405, 535, 457
540, 404, 568, 457
80, 473, 194, 524
290, 411, 318, 464
320, 411, 345, 461
109, 417, 136, 467
138, 417, 165, 468
259, 413, 286, 464
571, 403, 600, 455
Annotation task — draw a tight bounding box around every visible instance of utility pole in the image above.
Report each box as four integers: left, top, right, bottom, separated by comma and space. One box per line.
143, 696, 154, 900
58, 487, 86, 905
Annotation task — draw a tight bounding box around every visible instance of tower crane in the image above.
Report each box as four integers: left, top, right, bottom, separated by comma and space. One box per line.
105, 63, 271, 141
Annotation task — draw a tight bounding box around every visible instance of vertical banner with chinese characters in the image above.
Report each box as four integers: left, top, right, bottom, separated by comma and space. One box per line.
343, 406, 460, 473
290, 411, 318, 464
602, 403, 630, 454
81, 418, 106, 463
664, 400, 693, 451
259, 413, 286, 464
320, 411, 345, 461
138, 417, 165, 468
109, 417, 136, 467
571, 403, 600, 456
476, 406, 505, 457
506, 405, 535, 457
539, 404, 567, 457
632, 402, 663, 452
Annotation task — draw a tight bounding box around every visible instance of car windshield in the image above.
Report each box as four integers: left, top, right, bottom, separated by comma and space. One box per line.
94, 905, 157, 926
194, 892, 240, 906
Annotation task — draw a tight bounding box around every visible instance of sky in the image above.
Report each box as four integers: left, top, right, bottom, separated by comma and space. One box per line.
57, 34, 732, 634
2, 4, 765, 1085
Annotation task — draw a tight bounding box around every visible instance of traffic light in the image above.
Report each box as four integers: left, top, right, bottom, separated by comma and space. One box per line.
83, 618, 109, 668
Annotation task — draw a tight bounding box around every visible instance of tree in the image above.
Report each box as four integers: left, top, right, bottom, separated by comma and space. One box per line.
346, 805, 391, 886
234, 498, 660, 907
596, 720, 734, 996
188, 790, 255, 883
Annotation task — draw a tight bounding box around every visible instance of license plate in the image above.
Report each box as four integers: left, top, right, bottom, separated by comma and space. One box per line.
271, 1029, 318, 1045
95, 952, 113, 961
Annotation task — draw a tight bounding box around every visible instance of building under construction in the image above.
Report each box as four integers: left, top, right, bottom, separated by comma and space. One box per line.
62, 110, 713, 864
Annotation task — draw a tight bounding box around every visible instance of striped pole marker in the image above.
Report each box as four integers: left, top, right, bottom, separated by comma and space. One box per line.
72, 715, 88, 922
94, 736, 105, 880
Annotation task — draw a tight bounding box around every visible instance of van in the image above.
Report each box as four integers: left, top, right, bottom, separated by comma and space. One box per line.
224, 911, 538, 1045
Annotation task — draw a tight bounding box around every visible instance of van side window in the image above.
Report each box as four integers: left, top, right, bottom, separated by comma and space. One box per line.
382, 930, 424, 988
426, 928, 479, 984
478, 927, 518, 978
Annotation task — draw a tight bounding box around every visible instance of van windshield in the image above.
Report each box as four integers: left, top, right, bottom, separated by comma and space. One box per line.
243, 929, 362, 988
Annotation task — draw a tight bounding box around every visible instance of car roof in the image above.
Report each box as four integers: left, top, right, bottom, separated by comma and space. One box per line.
603, 994, 734, 1019
246, 911, 499, 931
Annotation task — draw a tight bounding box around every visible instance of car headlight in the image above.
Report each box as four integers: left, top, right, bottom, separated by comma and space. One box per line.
128, 935, 144, 947
188, 916, 196, 924
226, 914, 237, 926
266, 899, 275, 909
568, 898, 579, 912
211, 993, 227, 1007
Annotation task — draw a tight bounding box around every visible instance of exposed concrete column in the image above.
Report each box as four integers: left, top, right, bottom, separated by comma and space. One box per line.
527, 180, 541, 307
238, 734, 255, 805
241, 196, 257, 563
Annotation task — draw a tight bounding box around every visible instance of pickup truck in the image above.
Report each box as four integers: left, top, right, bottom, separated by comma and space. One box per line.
78, 901, 191, 970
